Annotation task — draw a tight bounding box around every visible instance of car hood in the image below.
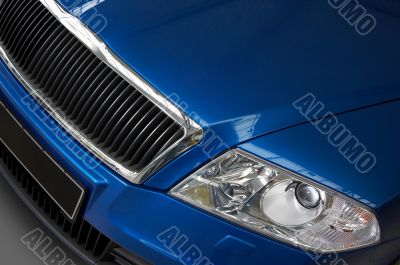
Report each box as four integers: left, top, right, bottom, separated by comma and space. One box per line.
57, 0, 400, 144
241, 99, 400, 209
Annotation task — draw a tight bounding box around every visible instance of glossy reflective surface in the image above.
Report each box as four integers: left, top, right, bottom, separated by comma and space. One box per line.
1, 0, 400, 264
58, 0, 400, 143
0, 0, 203, 184
241, 100, 400, 209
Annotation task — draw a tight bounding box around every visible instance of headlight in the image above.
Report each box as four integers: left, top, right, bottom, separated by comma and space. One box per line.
170, 149, 380, 252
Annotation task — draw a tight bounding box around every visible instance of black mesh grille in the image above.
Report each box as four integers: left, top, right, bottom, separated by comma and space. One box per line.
0, 141, 150, 265
0, 0, 184, 173
0, 141, 114, 262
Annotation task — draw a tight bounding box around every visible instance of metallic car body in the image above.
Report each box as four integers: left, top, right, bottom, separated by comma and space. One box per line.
0, 0, 399, 264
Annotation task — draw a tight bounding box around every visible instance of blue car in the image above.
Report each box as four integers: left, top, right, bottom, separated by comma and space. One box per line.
0, 0, 399, 264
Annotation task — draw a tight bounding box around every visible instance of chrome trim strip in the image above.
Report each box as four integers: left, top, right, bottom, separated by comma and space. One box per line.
0, 0, 203, 184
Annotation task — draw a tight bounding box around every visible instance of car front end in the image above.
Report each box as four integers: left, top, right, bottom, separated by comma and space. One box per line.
0, 0, 399, 264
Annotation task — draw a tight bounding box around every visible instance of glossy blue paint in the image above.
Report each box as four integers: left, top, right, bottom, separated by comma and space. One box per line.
56, 0, 400, 146
1, 59, 315, 265
0, 0, 400, 264
240, 100, 400, 236
1, 62, 399, 264
242, 99, 400, 209
56, 0, 400, 191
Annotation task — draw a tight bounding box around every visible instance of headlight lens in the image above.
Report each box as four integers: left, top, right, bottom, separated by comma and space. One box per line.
170, 149, 380, 252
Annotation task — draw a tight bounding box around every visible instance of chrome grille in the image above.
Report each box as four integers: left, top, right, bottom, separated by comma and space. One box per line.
0, 0, 202, 183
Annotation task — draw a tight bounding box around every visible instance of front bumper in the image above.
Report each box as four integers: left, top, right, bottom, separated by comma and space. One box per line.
0, 165, 87, 265
1, 57, 399, 265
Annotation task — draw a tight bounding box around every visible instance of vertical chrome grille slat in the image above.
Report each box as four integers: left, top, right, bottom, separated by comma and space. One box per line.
52, 49, 92, 101
114, 100, 154, 157
74, 70, 116, 123
139, 123, 180, 167
0, 0, 200, 183
36, 30, 71, 84
107, 96, 148, 154
43, 40, 80, 93
28, 23, 64, 75
9, 1, 42, 55
61, 57, 100, 111
69, 65, 110, 119
103, 94, 145, 149
13, 8, 50, 60
133, 116, 172, 166
40, 37, 77, 89
0, 1, 8, 15
84, 78, 125, 134
79, 73, 120, 128
11, 5, 49, 58
65, 63, 107, 115
97, 87, 138, 143
155, 126, 185, 157
3, 0, 32, 46
55, 53, 96, 106
0, 0, 22, 36
91, 84, 132, 139
123, 110, 166, 164
22, 18, 58, 70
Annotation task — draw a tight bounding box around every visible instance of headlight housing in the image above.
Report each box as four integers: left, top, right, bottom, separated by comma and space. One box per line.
170, 149, 380, 252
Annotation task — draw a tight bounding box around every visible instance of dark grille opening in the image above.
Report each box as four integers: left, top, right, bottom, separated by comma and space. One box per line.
0, 0, 185, 174
0, 141, 150, 265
